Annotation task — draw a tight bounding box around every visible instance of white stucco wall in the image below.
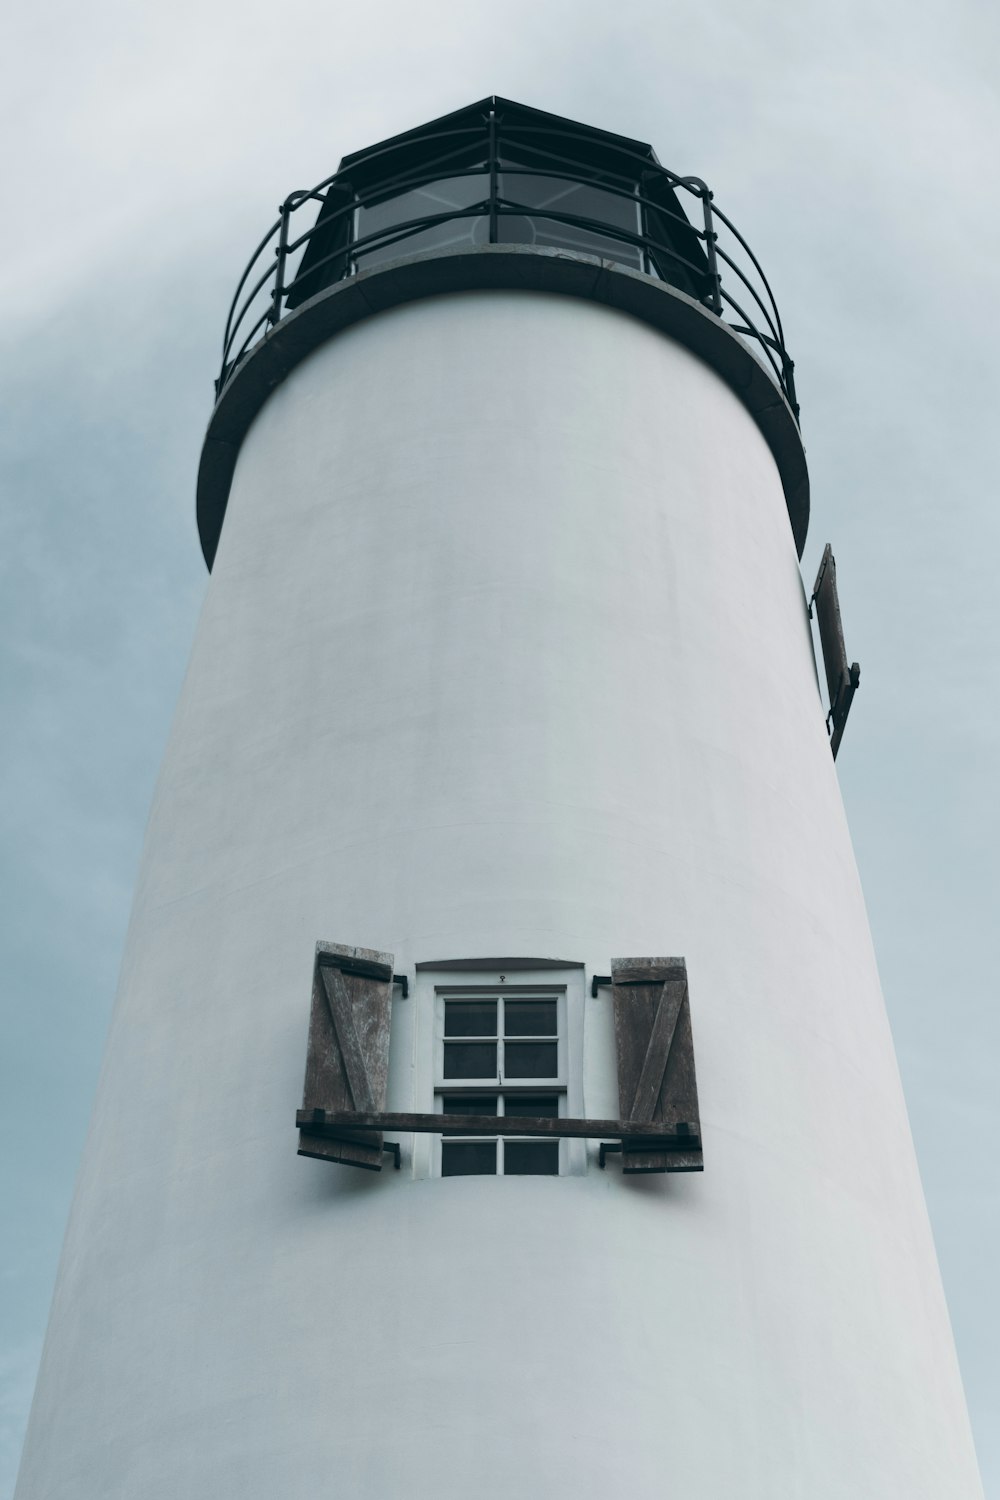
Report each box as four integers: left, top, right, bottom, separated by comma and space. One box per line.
16, 290, 982, 1499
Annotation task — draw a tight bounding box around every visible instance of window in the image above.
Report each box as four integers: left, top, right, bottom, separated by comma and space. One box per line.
496, 169, 644, 269
297, 952, 701, 1178
354, 175, 490, 270
435, 989, 567, 1177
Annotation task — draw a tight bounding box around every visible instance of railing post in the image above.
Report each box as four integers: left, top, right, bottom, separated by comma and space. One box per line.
702, 190, 723, 316
488, 107, 498, 244
270, 198, 291, 328
783, 355, 799, 419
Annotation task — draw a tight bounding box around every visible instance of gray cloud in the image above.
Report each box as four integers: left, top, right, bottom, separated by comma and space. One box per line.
2, 0, 997, 1492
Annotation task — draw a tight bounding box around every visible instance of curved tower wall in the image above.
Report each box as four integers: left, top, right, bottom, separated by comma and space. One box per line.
16, 290, 983, 1498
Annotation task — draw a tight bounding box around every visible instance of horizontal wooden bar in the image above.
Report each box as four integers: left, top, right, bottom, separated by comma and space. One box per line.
611, 965, 687, 986
297, 1109, 700, 1146
316, 955, 393, 983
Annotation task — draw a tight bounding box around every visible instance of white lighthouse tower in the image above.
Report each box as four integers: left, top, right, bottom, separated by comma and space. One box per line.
15, 98, 983, 1499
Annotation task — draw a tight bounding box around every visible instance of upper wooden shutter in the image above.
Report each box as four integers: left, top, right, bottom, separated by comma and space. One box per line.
298, 942, 394, 1171
611, 956, 702, 1173
811, 543, 860, 759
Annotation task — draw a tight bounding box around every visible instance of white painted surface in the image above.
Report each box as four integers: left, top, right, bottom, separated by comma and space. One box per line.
16, 291, 982, 1498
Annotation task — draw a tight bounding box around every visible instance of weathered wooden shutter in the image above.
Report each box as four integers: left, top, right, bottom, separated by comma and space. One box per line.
811, 543, 860, 759
298, 942, 394, 1171
611, 956, 703, 1173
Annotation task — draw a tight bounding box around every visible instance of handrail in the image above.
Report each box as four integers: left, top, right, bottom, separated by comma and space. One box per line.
213, 110, 798, 421
712, 243, 783, 354
717, 287, 788, 393
221, 213, 282, 360
708, 199, 788, 351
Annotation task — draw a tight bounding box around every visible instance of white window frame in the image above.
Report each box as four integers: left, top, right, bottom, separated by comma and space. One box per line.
435, 987, 564, 1178
409, 965, 586, 1179
436, 987, 567, 1090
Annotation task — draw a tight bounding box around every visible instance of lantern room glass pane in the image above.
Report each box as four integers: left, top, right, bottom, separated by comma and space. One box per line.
499, 171, 637, 229
497, 171, 642, 269
355, 175, 489, 269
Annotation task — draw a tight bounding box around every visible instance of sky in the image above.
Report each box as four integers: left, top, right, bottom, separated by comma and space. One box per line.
1, 0, 997, 1493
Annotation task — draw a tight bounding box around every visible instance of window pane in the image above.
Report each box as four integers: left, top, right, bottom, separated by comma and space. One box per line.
355, 175, 489, 271
443, 1041, 497, 1079
498, 173, 637, 233
442, 1095, 498, 1115
497, 175, 641, 271
355, 215, 488, 270
359, 175, 489, 236
497, 213, 643, 268
504, 1000, 557, 1037
442, 1141, 497, 1177
504, 1041, 557, 1078
503, 1141, 559, 1176
502, 1095, 559, 1118
445, 1001, 497, 1037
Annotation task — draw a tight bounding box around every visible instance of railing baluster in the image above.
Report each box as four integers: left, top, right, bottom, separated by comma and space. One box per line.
488, 106, 498, 244
270, 198, 291, 328
783, 356, 799, 419
702, 189, 723, 316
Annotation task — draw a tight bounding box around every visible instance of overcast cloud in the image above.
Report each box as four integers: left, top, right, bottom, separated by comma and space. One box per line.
1, 1, 998, 1493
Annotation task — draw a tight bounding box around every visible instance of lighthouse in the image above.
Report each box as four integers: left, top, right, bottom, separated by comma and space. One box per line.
15, 97, 983, 1498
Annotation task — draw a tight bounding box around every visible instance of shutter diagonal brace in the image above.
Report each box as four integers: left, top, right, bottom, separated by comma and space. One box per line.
610, 959, 702, 1174
627, 978, 686, 1121
321, 965, 376, 1113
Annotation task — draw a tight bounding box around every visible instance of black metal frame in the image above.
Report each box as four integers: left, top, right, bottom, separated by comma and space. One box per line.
215, 97, 798, 420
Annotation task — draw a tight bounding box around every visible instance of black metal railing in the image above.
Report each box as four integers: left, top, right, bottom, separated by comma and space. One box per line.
215, 103, 798, 419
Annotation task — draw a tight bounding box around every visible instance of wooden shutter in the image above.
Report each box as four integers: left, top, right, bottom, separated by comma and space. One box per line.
298, 942, 394, 1171
611, 957, 702, 1173
811, 543, 860, 759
